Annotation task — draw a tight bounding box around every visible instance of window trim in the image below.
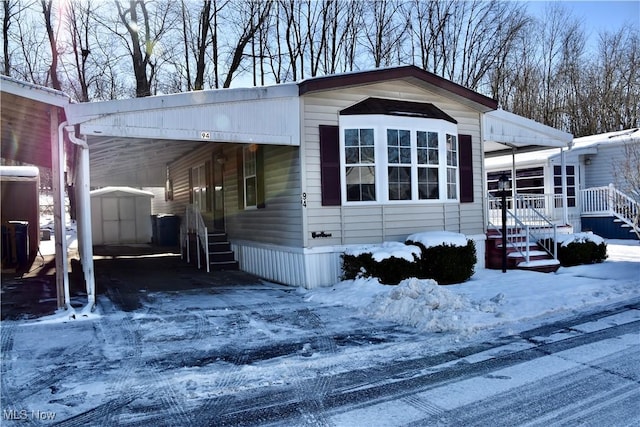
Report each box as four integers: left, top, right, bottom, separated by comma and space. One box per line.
339, 114, 459, 206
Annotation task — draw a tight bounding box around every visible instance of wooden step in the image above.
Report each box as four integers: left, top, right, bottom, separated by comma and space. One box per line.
210, 260, 239, 271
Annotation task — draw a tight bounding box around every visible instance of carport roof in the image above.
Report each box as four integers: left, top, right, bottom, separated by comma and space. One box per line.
1, 76, 71, 168
483, 109, 573, 156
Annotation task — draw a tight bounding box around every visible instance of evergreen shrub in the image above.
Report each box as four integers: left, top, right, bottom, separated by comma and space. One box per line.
406, 239, 477, 285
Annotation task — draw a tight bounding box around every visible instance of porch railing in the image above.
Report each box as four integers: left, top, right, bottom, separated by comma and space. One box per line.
487, 193, 558, 260
581, 184, 640, 235
182, 204, 210, 273
515, 195, 558, 259
488, 194, 531, 263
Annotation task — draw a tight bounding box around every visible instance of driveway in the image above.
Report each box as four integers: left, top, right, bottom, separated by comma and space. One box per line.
1, 250, 424, 426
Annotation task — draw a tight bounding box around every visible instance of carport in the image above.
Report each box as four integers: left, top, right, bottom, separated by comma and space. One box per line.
0, 76, 95, 316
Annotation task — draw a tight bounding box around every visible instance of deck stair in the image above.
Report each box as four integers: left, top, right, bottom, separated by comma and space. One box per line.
486, 227, 560, 273
181, 204, 239, 272
207, 231, 239, 271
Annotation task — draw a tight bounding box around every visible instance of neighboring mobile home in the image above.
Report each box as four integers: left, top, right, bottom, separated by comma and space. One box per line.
486, 128, 640, 239
63, 66, 572, 288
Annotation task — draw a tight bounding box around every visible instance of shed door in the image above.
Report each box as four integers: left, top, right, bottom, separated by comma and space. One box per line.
101, 196, 137, 244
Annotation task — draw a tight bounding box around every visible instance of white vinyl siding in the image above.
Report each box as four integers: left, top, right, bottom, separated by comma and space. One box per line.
301, 80, 485, 248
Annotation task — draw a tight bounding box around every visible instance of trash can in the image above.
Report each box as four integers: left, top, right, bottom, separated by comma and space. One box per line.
1, 224, 10, 267
156, 215, 180, 246
9, 221, 29, 267
1, 221, 29, 267
150, 214, 158, 245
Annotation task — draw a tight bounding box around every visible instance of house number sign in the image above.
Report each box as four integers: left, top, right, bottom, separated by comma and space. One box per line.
301, 192, 307, 207
200, 131, 211, 139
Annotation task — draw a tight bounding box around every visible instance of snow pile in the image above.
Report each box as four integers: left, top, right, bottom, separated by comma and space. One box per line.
555, 232, 605, 247
365, 278, 477, 333
406, 231, 468, 248
346, 241, 421, 262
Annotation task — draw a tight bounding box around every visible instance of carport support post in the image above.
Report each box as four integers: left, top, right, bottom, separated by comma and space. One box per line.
72, 131, 96, 308
52, 114, 70, 309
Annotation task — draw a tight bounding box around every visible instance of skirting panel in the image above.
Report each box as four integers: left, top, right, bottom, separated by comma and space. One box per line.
231, 234, 487, 289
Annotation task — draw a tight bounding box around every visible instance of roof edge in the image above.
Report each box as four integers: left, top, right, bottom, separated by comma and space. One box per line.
297, 66, 498, 110
0, 75, 71, 106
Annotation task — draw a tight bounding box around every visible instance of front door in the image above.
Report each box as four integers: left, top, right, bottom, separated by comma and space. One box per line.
213, 152, 225, 231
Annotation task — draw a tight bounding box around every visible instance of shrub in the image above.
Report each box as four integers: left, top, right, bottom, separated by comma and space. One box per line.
406, 239, 477, 285
541, 234, 607, 267
341, 242, 420, 285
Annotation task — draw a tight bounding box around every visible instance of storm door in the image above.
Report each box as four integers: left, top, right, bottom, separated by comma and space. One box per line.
212, 152, 225, 231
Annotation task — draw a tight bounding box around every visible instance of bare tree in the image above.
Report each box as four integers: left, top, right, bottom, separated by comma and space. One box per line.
113, 0, 177, 97
41, 0, 61, 89
221, 0, 271, 88
361, 0, 407, 68
614, 140, 640, 240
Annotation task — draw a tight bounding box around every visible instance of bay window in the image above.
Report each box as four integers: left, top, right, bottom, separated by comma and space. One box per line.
340, 115, 460, 204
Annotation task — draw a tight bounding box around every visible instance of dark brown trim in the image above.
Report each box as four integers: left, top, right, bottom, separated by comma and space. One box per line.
297, 65, 498, 110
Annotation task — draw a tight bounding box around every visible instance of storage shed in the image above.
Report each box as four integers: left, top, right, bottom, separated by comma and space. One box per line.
1, 166, 40, 267
90, 187, 154, 245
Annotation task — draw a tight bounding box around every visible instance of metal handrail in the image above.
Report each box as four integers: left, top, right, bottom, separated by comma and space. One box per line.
514, 194, 557, 259
487, 194, 531, 263
185, 204, 210, 273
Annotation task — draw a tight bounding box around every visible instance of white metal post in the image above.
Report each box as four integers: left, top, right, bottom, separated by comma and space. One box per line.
56, 120, 71, 309
560, 148, 569, 225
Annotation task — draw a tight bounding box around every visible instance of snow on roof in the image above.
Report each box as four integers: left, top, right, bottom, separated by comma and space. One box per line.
346, 241, 421, 262
0, 166, 40, 178
406, 231, 469, 248
485, 128, 639, 170
572, 128, 640, 149
89, 186, 154, 198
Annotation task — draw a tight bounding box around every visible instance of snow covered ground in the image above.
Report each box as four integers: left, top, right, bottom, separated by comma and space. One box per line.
1, 238, 638, 425
307, 239, 639, 338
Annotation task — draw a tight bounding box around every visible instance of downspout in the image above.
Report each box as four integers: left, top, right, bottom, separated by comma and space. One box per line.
66, 126, 96, 310
56, 122, 71, 310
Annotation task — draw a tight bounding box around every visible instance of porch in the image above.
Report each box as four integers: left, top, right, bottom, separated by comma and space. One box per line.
485, 184, 639, 272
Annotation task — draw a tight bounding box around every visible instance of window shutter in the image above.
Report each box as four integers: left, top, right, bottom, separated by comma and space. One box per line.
236, 147, 244, 210
319, 125, 341, 206
256, 146, 266, 209
459, 134, 473, 203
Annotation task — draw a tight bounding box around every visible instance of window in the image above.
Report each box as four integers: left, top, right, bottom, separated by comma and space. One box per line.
340, 117, 461, 204
244, 146, 257, 208
417, 131, 439, 199
387, 129, 411, 200
345, 128, 376, 201
554, 165, 576, 207
446, 134, 457, 199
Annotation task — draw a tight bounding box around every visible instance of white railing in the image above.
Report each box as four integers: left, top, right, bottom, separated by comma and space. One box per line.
184, 204, 210, 273
581, 184, 640, 235
488, 194, 531, 263
513, 193, 565, 221
488, 193, 558, 260
515, 195, 558, 259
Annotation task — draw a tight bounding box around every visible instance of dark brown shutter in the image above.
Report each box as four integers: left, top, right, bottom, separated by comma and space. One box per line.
236, 146, 244, 210
459, 134, 473, 203
319, 125, 341, 206
256, 146, 266, 209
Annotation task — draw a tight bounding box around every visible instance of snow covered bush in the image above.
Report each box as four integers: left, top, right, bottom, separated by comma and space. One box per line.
542, 233, 607, 267
406, 231, 476, 285
341, 242, 421, 285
